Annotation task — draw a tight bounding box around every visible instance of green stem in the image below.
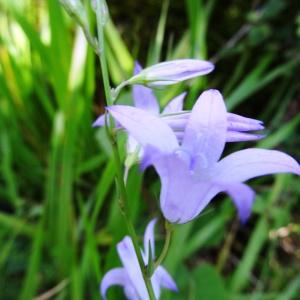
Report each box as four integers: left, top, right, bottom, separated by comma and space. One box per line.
152, 220, 172, 273
94, 1, 156, 299
82, 24, 99, 56
95, 0, 112, 105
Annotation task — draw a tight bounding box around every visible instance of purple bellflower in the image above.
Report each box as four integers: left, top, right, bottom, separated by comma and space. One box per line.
93, 63, 264, 161
126, 59, 214, 87
100, 219, 177, 300
107, 89, 300, 224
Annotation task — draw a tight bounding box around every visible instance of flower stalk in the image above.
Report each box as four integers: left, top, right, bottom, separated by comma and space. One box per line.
94, 1, 156, 299
151, 220, 173, 276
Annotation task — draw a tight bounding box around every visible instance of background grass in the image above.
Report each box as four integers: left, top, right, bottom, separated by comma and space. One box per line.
0, 0, 300, 299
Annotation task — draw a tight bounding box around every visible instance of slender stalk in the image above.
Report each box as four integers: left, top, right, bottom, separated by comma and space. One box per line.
95, 0, 112, 105
152, 220, 172, 273
94, 1, 156, 299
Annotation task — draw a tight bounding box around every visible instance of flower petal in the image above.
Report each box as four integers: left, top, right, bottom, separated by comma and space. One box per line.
150, 151, 220, 223
154, 266, 178, 292
227, 120, 265, 132
100, 267, 130, 300
107, 105, 179, 154
133, 62, 160, 114
143, 219, 157, 262
214, 148, 300, 182
182, 89, 227, 167
124, 285, 141, 300
134, 61, 143, 75
127, 135, 140, 155
117, 236, 149, 300
226, 131, 265, 142
227, 113, 263, 126
176, 129, 265, 143
217, 182, 255, 223
93, 114, 105, 127
162, 92, 186, 114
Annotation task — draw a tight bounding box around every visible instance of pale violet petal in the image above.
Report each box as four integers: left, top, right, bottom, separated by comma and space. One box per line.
134, 61, 143, 75
100, 267, 130, 300
117, 236, 149, 300
133, 61, 161, 114
164, 118, 186, 131
93, 114, 122, 128
93, 114, 105, 127
226, 131, 265, 142
107, 105, 179, 154
143, 219, 157, 262
182, 89, 227, 167
154, 266, 178, 292
163, 111, 264, 138
127, 135, 141, 155
151, 275, 161, 300
227, 113, 263, 126
133, 84, 160, 114
227, 120, 265, 132
162, 92, 186, 114
217, 182, 256, 223
150, 151, 220, 223
176, 128, 266, 143
124, 285, 140, 300
214, 148, 300, 183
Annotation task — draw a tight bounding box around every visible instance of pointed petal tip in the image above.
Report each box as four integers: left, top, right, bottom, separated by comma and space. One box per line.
197, 60, 214, 72
155, 266, 179, 293
167, 282, 179, 292
166, 279, 179, 292
92, 121, 99, 128
226, 132, 266, 143
92, 114, 105, 127
256, 124, 265, 130
100, 268, 128, 300
134, 61, 143, 75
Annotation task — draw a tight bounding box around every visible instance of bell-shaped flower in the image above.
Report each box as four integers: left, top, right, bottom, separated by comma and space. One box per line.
93, 63, 264, 162
107, 89, 300, 224
100, 219, 177, 300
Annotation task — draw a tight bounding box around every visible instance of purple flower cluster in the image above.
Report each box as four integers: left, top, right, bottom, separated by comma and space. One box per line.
96, 59, 300, 299
107, 89, 300, 224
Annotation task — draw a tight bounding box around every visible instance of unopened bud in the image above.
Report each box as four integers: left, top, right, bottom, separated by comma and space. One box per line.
127, 59, 214, 88
91, 0, 109, 25
60, 0, 87, 26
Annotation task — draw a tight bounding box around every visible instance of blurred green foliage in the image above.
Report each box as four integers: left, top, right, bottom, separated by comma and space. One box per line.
0, 0, 300, 299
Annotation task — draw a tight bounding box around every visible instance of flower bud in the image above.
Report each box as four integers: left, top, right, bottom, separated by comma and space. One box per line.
127, 59, 214, 87
60, 0, 87, 26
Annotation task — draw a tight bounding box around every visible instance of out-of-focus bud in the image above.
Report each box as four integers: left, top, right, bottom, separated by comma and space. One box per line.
91, 0, 109, 25
60, 0, 87, 26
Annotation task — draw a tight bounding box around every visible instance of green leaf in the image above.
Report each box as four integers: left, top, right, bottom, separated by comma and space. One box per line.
191, 263, 229, 300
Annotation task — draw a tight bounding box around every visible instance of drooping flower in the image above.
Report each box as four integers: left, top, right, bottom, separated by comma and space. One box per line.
100, 219, 177, 300
107, 89, 300, 224
93, 63, 264, 161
